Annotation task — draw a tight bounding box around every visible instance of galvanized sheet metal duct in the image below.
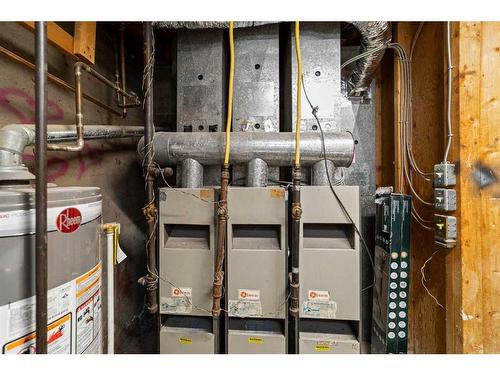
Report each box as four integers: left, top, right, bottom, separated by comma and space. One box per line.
154, 21, 391, 96
137, 131, 355, 167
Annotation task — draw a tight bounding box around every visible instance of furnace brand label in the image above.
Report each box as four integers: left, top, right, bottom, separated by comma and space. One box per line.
56, 207, 82, 233
171, 287, 192, 298
307, 290, 330, 301
238, 289, 260, 301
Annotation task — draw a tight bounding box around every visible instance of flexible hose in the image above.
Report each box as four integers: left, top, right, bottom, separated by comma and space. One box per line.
223, 21, 235, 167
294, 21, 302, 168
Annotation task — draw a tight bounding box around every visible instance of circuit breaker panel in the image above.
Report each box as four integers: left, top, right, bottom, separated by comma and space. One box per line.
226, 187, 288, 353
298, 186, 361, 354
158, 188, 219, 353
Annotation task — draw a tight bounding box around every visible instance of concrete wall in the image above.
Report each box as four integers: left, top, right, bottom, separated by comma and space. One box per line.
0, 22, 155, 353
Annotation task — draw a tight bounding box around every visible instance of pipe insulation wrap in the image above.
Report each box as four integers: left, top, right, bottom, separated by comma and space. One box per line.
137, 131, 355, 167
347, 22, 392, 96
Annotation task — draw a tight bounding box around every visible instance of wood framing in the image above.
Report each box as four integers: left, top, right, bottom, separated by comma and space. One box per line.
20, 22, 74, 57
392, 22, 447, 353
73, 22, 97, 64
20, 21, 97, 64
446, 21, 500, 354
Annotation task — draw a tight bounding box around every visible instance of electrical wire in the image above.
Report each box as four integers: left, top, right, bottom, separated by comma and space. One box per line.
443, 21, 454, 164
420, 249, 446, 310
340, 43, 389, 70
223, 21, 235, 167
294, 21, 302, 168
301, 75, 375, 291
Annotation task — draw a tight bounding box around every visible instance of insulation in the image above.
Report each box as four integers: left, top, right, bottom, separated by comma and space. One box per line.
348, 21, 392, 96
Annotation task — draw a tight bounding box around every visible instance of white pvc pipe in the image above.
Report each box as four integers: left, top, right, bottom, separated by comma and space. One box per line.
106, 231, 115, 354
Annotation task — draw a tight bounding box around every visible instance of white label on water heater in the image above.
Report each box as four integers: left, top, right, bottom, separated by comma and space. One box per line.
0, 262, 102, 354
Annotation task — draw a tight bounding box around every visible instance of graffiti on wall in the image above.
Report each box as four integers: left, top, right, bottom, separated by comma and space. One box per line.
0, 87, 100, 181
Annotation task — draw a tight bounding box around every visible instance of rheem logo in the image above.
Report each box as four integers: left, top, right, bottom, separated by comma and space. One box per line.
56, 207, 82, 233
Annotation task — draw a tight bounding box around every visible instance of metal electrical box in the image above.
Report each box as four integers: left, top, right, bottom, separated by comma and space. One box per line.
226, 187, 287, 354
158, 187, 218, 353
299, 185, 361, 353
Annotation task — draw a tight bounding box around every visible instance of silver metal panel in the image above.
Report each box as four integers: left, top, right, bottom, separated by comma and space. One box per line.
299, 186, 360, 321
291, 22, 341, 132
226, 187, 287, 319
228, 330, 285, 354
176, 29, 224, 186
233, 24, 280, 185
160, 327, 215, 354
299, 332, 360, 354
159, 188, 217, 317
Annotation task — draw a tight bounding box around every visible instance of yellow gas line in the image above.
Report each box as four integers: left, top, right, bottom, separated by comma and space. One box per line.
223, 21, 235, 167
294, 21, 302, 168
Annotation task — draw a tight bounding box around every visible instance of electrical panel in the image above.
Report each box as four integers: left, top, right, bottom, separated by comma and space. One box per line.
226, 187, 288, 354
371, 193, 411, 354
158, 187, 219, 353
298, 186, 361, 354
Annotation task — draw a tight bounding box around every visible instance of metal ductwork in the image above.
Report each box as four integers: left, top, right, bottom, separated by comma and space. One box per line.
0, 124, 146, 180
137, 131, 355, 168
154, 21, 391, 97
347, 21, 392, 96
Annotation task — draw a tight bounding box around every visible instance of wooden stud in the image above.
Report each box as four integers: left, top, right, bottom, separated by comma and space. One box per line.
20, 22, 74, 57
73, 22, 97, 65
447, 21, 500, 354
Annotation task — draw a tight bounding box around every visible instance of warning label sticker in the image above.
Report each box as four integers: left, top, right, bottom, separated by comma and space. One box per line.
314, 343, 331, 352
0, 262, 102, 355
2, 313, 72, 354
179, 337, 192, 345
302, 300, 338, 319
75, 264, 102, 354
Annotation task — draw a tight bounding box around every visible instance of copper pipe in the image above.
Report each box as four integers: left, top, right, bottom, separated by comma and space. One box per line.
119, 23, 127, 113
0, 45, 122, 117
48, 61, 141, 152
212, 166, 229, 317
114, 24, 141, 111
